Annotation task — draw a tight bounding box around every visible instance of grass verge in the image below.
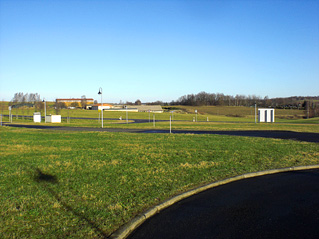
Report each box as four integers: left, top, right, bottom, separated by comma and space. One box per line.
3, 116, 319, 133
1, 126, 319, 238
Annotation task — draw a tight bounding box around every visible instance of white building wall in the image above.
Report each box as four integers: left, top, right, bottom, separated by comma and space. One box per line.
99, 105, 111, 110
92, 105, 111, 111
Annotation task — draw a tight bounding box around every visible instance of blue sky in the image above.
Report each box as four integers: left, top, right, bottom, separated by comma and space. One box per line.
1, 0, 318, 103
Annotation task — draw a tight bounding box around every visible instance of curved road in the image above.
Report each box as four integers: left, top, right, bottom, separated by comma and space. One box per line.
3, 123, 319, 143
128, 169, 319, 239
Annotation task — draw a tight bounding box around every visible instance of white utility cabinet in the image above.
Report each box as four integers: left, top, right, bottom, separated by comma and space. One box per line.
33, 112, 41, 123
258, 108, 275, 123
45, 115, 61, 123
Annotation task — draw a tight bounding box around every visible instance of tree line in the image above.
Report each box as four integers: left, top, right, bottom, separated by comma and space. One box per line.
11, 92, 41, 104
171, 92, 262, 107
166, 91, 319, 117
169, 91, 317, 108
9, 92, 43, 112
9, 93, 89, 112
9, 92, 64, 114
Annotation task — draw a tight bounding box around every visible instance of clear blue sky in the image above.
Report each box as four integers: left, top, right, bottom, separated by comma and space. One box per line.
1, 0, 318, 103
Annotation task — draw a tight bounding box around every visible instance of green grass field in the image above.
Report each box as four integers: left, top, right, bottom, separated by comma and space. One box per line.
165, 105, 305, 119
1, 126, 319, 238
1, 102, 318, 134
2, 114, 319, 133
0, 102, 310, 122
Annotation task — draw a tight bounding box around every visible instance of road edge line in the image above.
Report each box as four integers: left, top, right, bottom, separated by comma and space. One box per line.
109, 165, 319, 239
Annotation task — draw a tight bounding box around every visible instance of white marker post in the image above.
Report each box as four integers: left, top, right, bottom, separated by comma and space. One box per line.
68, 107, 70, 124
0, 100, 2, 126
126, 106, 128, 124
195, 109, 198, 122
170, 115, 172, 134
255, 103, 257, 124
9, 106, 12, 123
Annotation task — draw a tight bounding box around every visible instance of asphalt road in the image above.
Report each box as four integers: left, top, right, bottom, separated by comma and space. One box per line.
3, 123, 319, 143
128, 169, 319, 239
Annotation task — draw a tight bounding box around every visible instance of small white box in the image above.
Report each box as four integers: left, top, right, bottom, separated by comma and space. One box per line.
33, 112, 41, 123
45, 115, 61, 123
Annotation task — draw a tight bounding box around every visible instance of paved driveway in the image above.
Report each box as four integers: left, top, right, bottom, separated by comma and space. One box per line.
3, 123, 319, 143
128, 169, 319, 239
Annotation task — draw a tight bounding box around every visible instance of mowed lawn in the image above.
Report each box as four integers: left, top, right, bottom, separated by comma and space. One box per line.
2, 102, 318, 132
1, 127, 319, 238
1, 103, 313, 122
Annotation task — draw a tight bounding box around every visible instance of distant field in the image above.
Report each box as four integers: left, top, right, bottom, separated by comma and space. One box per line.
165, 105, 305, 119
1, 102, 306, 120
1, 101, 318, 133
1, 126, 319, 238
3, 118, 319, 133
1, 102, 313, 129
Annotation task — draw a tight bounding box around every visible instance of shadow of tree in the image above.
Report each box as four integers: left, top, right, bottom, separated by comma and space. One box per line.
34, 168, 109, 238
35, 168, 58, 183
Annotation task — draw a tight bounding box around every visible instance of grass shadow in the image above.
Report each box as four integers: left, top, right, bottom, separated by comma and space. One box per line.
34, 168, 109, 238
35, 168, 58, 184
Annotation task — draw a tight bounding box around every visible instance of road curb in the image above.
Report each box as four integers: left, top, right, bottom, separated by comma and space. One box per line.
109, 165, 319, 239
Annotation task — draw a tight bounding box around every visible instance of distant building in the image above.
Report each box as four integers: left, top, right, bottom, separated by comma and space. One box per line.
135, 105, 163, 113
91, 103, 113, 111
103, 105, 163, 113
85, 104, 94, 110
56, 98, 94, 107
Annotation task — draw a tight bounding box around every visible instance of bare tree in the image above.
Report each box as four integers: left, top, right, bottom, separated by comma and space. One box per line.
54, 102, 65, 115
81, 95, 88, 109
35, 101, 44, 112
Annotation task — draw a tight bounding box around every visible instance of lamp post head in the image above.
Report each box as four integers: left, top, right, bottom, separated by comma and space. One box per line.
98, 87, 102, 95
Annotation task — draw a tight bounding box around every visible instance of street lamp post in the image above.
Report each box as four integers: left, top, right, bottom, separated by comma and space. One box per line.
98, 87, 103, 128
43, 99, 46, 123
